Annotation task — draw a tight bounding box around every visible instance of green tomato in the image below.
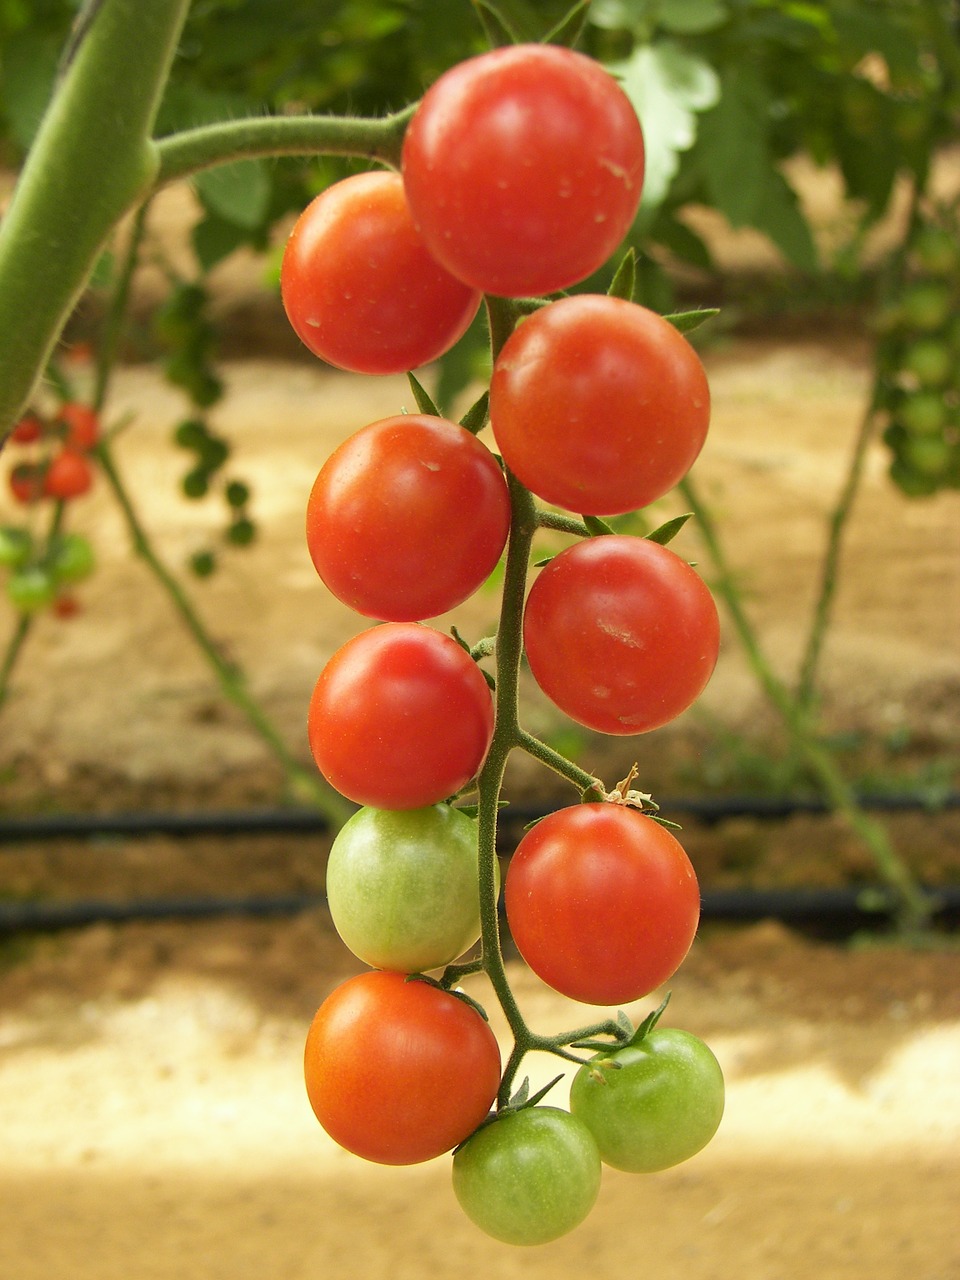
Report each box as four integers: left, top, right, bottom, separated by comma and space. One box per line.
901, 280, 953, 333
897, 390, 948, 437
49, 532, 96, 584
901, 339, 954, 389
325, 804, 496, 973
0, 526, 33, 570
570, 1026, 724, 1174
452, 1107, 601, 1246
6, 566, 56, 614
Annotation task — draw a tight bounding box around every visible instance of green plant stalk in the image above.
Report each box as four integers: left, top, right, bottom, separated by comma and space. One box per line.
0, 0, 192, 438
93, 440, 352, 826
153, 107, 415, 189
680, 475, 935, 934
0, 614, 32, 713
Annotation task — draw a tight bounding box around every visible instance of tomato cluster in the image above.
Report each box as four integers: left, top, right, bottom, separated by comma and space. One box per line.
2, 399, 100, 617
285, 40, 723, 1247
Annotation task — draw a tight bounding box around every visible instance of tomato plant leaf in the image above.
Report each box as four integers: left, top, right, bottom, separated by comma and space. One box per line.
195, 158, 271, 231
609, 40, 720, 214
406, 372, 441, 417
645, 512, 693, 545
658, 0, 728, 36
607, 249, 637, 301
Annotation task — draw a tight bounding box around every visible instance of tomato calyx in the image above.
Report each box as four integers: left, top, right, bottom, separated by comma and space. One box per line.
451, 1073, 568, 1154
571, 995, 672, 1074
404, 972, 491, 1023
581, 762, 657, 812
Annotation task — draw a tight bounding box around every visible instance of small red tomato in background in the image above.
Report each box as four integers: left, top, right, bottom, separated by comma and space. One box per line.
281, 171, 481, 375
523, 535, 720, 735
307, 623, 494, 809
306, 414, 510, 621
402, 44, 644, 298
55, 402, 100, 451
10, 412, 45, 444
504, 803, 701, 1006
490, 296, 710, 516
43, 450, 93, 500
8, 462, 45, 504
303, 970, 501, 1165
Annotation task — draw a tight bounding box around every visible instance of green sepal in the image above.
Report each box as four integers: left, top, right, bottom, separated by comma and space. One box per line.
664, 308, 720, 335
404, 972, 492, 1023
583, 514, 616, 536
542, 0, 592, 49
628, 992, 671, 1046
406, 372, 441, 417
471, 0, 520, 46
607, 249, 637, 302
459, 389, 490, 436
645, 512, 693, 545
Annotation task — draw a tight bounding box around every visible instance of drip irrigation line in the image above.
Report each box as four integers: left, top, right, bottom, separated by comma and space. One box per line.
0, 790, 957, 845
1, 884, 958, 937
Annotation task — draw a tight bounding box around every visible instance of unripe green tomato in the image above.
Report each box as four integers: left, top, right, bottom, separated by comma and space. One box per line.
226, 517, 256, 547
901, 338, 954, 389
325, 804, 496, 972
912, 225, 960, 277
6, 566, 56, 614
897, 390, 948, 436
899, 434, 953, 479
889, 458, 939, 497
900, 280, 953, 332
49, 533, 96, 584
182, 467, 210, 499
0, 526, 33, 570
452, 1107, 601, 1246
570, 1026, 724, 1173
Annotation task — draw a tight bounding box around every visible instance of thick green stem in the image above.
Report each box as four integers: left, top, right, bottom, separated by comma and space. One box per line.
153, 107, 415, 189
0, 0, 191, 436
0, 614, 32, 712
680, 475, 935, 934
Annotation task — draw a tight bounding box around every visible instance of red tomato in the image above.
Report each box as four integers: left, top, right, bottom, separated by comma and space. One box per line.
490, 296, 710, 515
504, 804, 701, 1005
10, 412, 44, 444
43, 450, 93, 500
523, 535, 720, 735
303, 970, 501, 1165
402, 44, 644, 298
56, 402, 100, 451
8, 462, 45, 504
280, 171, 481, 374
306, 414, 510, 621
307, 623, 495, 809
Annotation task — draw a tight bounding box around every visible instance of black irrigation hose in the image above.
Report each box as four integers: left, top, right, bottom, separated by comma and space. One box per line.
1, 884, 959, 937
1, 790, 957, 844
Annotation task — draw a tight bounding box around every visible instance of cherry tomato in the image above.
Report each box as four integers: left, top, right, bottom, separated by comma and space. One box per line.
7, 463, 45, 504
306, 415, 510, 621
452, 1107, 601, 1245
303, 970, 501, 1165
55, 402, 100, 451
10, 412, 44, 444
326, 804, 495, 973
43, 450, 93, 500
504, 803, 700, 1006
490, 296, 710, 515
307, 623, 495, 809
49, 532, 96, 584
402, 44, 644, 298
570, 1025, 724, 1172
0, 527, 32, 569
523, 535, 720, 735
6, 566, 56, 614
280, 171, 481, 374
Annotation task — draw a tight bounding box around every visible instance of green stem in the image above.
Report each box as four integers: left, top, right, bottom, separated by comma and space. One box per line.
516, 729, 600, 793
680, 475, 934, 934
94, 441, 352, 825
153, 106, 415, 189
0, 614, 32, 713
0, 0, 191, 436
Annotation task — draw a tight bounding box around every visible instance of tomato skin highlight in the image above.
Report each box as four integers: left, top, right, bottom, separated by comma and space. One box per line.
281, 171, 481, 375
504, 804, 701, 1006
307, 623, 495, 810
490, 296, 710, 516
305, 414, 510, 622
523, 535, 720, 735
452, 1107, 602, 1246
570, 1026, 724, 1173
402, 44, 644, 298
326, 804, 494, 973
303, 970, 501, 1166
